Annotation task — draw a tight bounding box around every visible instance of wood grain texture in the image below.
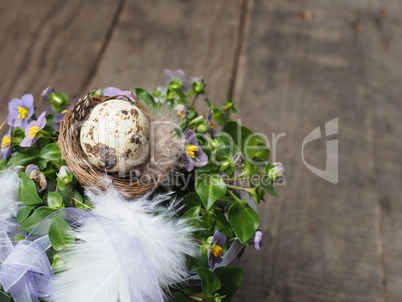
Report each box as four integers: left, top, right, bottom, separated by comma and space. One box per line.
89, 0, 245, 111
0, 0, 123, 136
231, 0, 396, 301
1, 0, 402, 301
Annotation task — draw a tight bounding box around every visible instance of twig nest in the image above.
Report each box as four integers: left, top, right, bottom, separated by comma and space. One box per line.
80, 100, 150, 173
59, 94, 160, 199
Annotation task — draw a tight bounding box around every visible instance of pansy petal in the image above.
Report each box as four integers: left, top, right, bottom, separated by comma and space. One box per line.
8, 98, 21, 113
18, 119, 30, 130
6, 113, 16, 127
20, 137, 34, 148
24, 120, 38, 137
37, 112, 47, 129
192, 151, 208, 167
21, 94, 34, 109
103, 87, 122, 96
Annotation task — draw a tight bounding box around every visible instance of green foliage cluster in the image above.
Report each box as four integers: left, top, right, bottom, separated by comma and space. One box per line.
0, 74, 284, 301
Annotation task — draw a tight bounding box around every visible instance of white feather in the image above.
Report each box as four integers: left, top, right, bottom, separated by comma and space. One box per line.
0, 171, 22, 233
50, 187, 198, 302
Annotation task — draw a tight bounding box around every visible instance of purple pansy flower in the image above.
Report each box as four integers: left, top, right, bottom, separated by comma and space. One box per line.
253, 230, 263, 251
175, 104, 188, 118
181, 130, 208, 172
1, 122, 14, 160
7, 94, 35, 129
206, 108, 218, 137
52, 98, 80, 129
164, 69, 190, 93
208, 231, 226, 270
20, 112, 47, 147
41, 86, 56, 104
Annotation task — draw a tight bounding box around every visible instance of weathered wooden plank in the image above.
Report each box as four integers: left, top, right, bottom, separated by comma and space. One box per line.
89, 0, 245, 110
361, 1, 402, 301
0, 0, 123, 136
232, 0, 389, 301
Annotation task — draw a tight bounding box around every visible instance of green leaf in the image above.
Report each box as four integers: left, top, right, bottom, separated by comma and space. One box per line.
214, 267, 244, 301
135, 88, 158, 110
223, 121, 269, 162
6, 151, 39, 168
261, 179, 280, 198
182, 206, 201, 219
39, 142, 62, 162
215, 132, 240, 159
48, 216, 75, 251
214, 210, 233, 238
203, 210, 216, 230
16, 206, 35, 224
0, 159, 6, 170
47, 192, 64, 209
228, 201, 260, 243
0, 289, 11, 302
51, 254, 65, 269
14, 234, 26, 243
57, 185, 73, 208
195, 174, 227, 210
19, 206, 54, 233
18, 172, 43, 205
196, 267, 221, 298
185, 192, 202, 208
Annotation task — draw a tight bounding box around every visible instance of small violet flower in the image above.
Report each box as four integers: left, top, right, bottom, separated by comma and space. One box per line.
164, 69, 190, 93
206, 108, 218, 137
270, 162, 285, 180
103, 87, 133, 97
181, 130, 208, 172
174, 104, 188, 118
103, 87, 136, 102
253, 230, 263, 251
41, 86, 56, 104
57, 166, 73, 186
20, 112, 47, 147
25, 164, 47, 192
208, 231, 226, 270
52, 98, 80, 129
7, 94, 35, 129
1, 122, 14, 160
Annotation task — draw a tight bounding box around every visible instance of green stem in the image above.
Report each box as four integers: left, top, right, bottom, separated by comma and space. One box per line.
188, 296, 203, 301
187, 115, 204, 126
226, 184, 247, 191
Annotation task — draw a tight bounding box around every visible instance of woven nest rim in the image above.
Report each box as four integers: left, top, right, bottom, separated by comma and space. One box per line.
58, 93, 160, 199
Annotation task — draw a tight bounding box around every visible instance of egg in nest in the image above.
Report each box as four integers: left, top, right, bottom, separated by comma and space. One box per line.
80, 99, 150, 173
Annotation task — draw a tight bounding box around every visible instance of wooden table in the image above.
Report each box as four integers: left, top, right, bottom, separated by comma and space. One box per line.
1, 0, 401, 301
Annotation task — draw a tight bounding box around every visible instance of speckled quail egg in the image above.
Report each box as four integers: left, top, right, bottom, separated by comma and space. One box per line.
80, 99, 150, 173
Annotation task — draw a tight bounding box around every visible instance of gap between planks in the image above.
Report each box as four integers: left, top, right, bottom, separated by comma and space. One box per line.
227, 0, 253, 103
79, 0, 126, 94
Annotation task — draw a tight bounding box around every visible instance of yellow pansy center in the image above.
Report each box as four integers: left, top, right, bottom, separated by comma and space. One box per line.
211, 244, 223, 258
187, 144, 198, 158
178, 110, 185, 118
39, 179, 43, 188
2, 136, 10, 149
29, 126, 39, 139
18, 106, 29, 120
210, 121, 215, 128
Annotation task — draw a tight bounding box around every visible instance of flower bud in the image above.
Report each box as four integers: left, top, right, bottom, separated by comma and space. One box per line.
253, 230, 263, 251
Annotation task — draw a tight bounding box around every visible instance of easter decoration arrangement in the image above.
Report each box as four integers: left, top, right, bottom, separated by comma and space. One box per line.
0, 70, 284, 302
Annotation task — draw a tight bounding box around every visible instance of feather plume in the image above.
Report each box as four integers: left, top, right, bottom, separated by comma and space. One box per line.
131, 111, 184, 187
0, 171, 22, 233
50, 187, 198, 302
